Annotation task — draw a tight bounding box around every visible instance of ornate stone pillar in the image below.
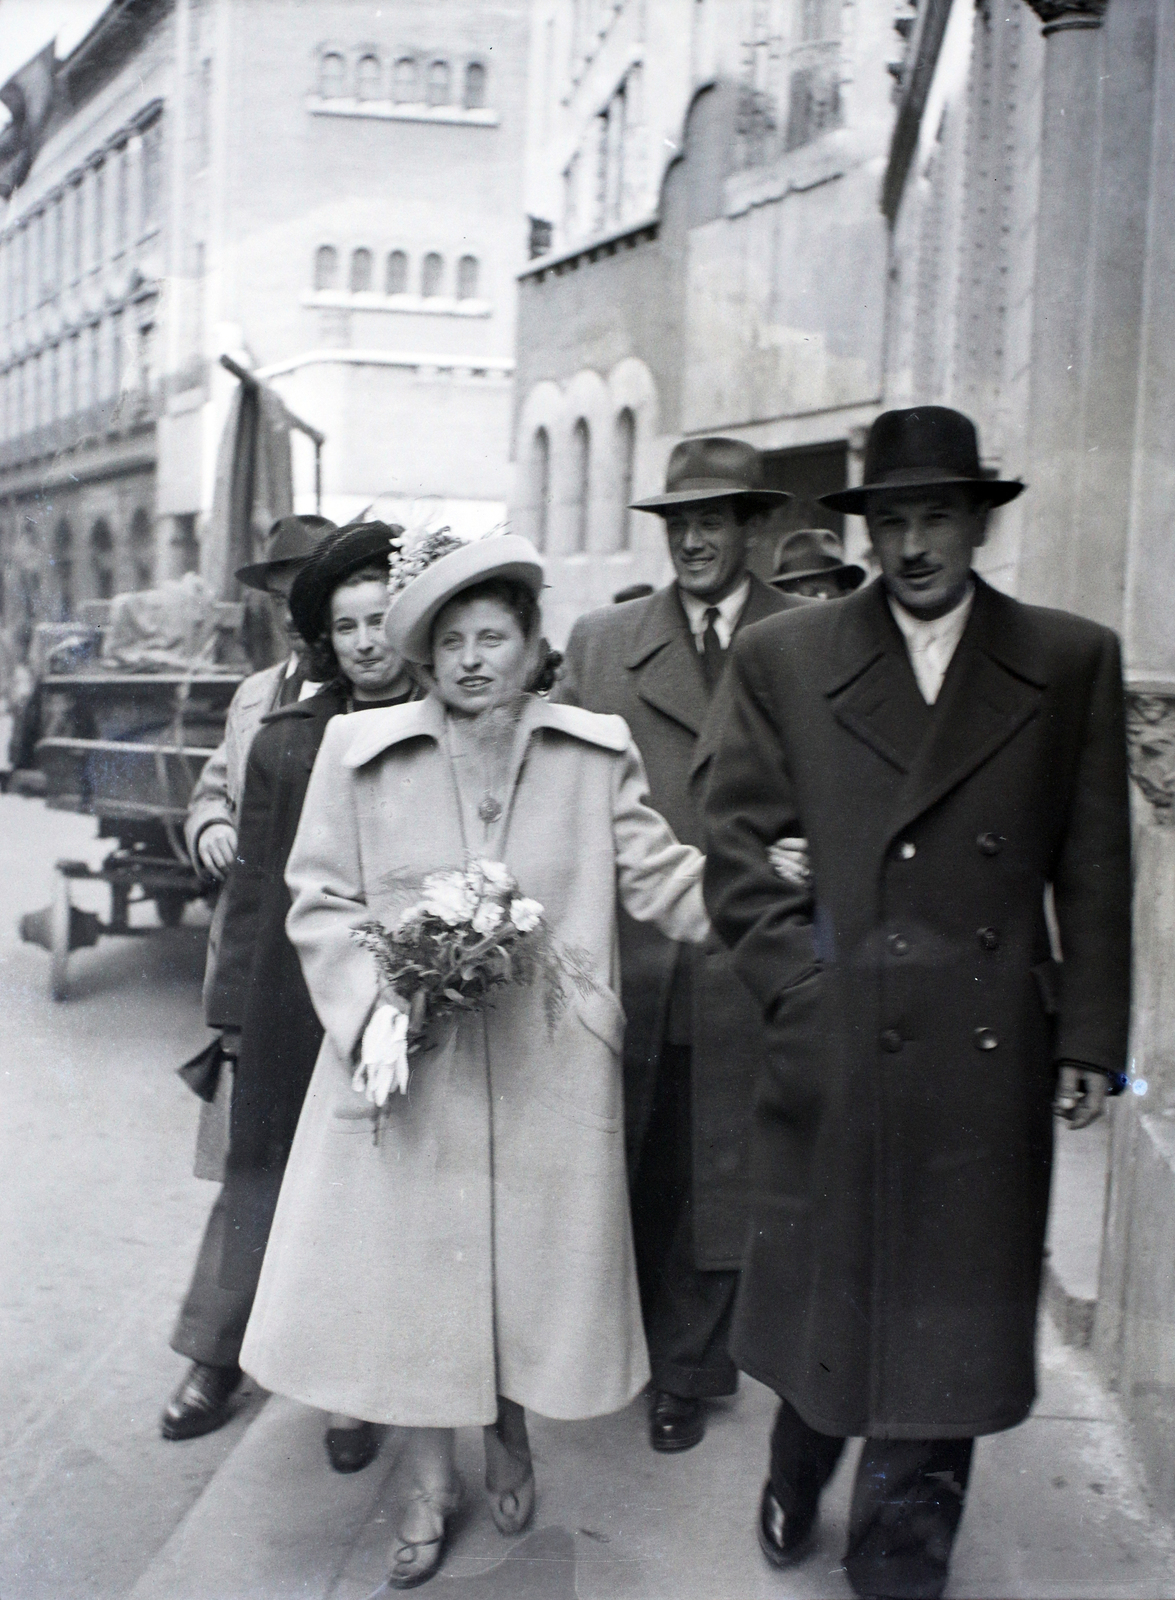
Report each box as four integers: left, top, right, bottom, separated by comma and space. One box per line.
1016, 0, 1111, 621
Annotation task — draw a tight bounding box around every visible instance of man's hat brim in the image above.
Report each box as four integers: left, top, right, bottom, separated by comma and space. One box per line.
821, 474, 1024, 515
630, 485, 792, 513
384, 535, 545, 665
772, 562, 867, 592
234, 556, 309, 591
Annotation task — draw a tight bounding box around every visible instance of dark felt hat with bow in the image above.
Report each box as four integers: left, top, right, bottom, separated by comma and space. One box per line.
288, 521, 404, 645
820, 407, 1024, 515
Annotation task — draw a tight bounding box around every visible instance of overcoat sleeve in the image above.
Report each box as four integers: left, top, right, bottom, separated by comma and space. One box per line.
700, 632, 822, 1018
204, 734, 276, 1030
612, 733, 709, 944
184, 739, 232, 863
284, 719, 380, 1068
1051, 628, 1132, 1073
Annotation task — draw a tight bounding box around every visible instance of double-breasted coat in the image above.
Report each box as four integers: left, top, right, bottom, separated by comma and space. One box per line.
700, 577, 1132, 1439
240, 694, 709, 1427
558, 577, 799, 1267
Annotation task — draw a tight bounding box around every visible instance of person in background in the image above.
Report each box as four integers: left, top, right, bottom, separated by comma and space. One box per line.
162, 521, 417, 1445
769, 527, 866, 600
557, 438, 803, 1455
701, 407, 1131, 1599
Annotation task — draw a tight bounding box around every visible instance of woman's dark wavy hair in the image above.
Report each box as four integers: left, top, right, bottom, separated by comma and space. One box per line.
431, 576, 562, 695
303, 562, 392, 684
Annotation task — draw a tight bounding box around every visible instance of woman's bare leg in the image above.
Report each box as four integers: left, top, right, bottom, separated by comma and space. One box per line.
389, 1427, 459, 1586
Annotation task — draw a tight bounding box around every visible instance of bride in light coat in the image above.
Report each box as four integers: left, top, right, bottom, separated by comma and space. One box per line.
240, 535, 710, 1590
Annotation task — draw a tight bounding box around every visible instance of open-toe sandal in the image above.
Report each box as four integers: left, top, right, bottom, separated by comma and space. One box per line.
385, 1484, 461, 1591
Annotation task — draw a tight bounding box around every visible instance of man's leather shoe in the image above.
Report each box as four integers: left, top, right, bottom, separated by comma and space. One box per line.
326, 1420, 381, 1474
160, 1361, 243, 1440
757, 1480, 818, 1569
649, 1390, 704, 1452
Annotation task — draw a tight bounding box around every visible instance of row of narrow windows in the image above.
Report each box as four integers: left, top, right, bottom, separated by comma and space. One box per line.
314, 247, 480, 300
529, 409, 637, 555
21, 509, 155, 613
319, 51, 486, 110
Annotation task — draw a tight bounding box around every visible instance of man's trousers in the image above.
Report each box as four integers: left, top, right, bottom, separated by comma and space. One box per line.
631, 1042, 739, 1399
770, 1396, 974, 1600
170, 1187, 256, 1369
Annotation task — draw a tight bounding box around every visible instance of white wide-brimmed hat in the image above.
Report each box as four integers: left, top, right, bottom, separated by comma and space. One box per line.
383, 533, 545, 664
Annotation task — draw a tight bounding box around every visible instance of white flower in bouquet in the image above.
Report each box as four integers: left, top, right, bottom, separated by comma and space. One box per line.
354, 1003, 411, 1105
475, 859, 516, 894
420, 869, 478, 926
472, 900, 505, 935
509, 896, 544, 934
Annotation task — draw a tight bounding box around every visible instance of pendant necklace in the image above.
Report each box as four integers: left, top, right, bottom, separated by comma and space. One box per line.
445, 708, 520, 830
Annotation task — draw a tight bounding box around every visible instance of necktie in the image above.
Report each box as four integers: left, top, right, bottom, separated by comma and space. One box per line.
701, 607, 724, 693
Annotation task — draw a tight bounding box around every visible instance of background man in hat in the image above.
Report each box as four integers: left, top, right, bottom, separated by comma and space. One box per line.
770, 527, 866, 600
701, 407, 1131, 1598
557, 438, 803, 1453
163, 512, 334, 1442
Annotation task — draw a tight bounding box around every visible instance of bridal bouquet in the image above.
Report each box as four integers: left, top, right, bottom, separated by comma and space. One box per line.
351, 859, 597, 1140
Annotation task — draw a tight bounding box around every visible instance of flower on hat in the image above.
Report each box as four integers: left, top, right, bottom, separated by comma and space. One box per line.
386, 527, 466, 599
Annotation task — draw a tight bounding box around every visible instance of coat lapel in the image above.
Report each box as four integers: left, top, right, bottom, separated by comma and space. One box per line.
627, 585, 708, 736
826, 585, 930, 773
885, 579, 1048, 842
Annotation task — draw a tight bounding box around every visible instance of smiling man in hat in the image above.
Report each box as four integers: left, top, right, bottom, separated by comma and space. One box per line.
701, 407, 1131, 1597
557, 437, 804, 1453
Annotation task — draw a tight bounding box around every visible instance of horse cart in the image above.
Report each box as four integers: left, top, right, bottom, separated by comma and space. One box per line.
16, 609, 246, 1000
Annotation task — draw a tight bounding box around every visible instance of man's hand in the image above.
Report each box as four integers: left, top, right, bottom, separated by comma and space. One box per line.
197, 822, 237, 879
768, 836, 811, 890
1054, 1064, 1107, 1129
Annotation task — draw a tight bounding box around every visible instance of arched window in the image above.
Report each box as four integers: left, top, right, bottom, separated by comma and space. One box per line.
393, 56, 418, 103
421, 252, 444, 297
531, 427, 550, 552
349, 248, 373, 293
426, 59, 451, 107
456, 255, 479, 300
130, 507, 153, 589
319, 51, 346, 98
571, 418, 590, 553
463, 61, 487, 110
53, 518, 73, 618
314, 244, 338, 291
614, 408, 636, 550
90, 519, 114, 600
356, 53, 381, 100
385, 250, 408, 295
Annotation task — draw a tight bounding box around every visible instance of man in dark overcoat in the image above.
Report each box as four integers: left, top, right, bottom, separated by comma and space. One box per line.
701, 407, 1132, 1599
557, 437, 803, 1452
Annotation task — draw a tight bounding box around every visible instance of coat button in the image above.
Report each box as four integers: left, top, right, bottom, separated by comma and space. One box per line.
880, 1028, 903, 1053
973, 1027, 999, 1051
978, 927, 1000, 951
897, 841, 916, 860
888, 934, 910, 956
977, 832, 1004, 856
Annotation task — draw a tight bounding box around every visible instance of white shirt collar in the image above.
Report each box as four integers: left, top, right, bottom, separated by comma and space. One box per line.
678, 576, 752, 652
887, 581, 975, 705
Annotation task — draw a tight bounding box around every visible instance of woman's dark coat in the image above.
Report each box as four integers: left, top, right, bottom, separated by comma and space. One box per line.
205, 682, 350, 1288
700, 577, 1131, 1439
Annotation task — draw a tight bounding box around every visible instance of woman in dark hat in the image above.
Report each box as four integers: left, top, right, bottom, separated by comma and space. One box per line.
173, 523, 417, 1470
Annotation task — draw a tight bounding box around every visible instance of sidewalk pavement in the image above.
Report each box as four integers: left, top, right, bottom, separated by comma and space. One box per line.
131, 1306, 1175, 1600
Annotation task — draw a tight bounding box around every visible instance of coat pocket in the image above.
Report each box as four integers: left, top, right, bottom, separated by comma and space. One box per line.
539, 987, 627, 1132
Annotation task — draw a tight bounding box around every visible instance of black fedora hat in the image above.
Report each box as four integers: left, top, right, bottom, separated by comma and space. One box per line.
235, 514, 338, 591
630, 437, 792, 514
820, 407, 1024, 515
771, 528, 865, 593
289, 521, 404, 645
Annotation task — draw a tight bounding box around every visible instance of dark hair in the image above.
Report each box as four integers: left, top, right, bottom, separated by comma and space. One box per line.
304, 563, 392, 683
431, 576, 562, 695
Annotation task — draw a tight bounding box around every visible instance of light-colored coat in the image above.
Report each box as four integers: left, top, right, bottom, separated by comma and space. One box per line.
240, 694, 709, 1427
183, 660, 290, 863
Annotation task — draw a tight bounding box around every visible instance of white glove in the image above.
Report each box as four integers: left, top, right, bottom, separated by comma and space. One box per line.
768, 836, 811, 890
353, 1004, 411, 1106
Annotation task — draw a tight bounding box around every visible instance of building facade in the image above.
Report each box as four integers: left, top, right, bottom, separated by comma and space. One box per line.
0, 0, 530, 664
512, 0, 899, 644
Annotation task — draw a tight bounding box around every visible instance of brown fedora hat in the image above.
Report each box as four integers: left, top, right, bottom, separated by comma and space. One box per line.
771, 528, 865, 593
630, 437, 792, 514
235, 514, 338, 591
820, 407, 1024, 515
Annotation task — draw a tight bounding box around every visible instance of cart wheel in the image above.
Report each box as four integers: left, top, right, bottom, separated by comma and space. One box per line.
155, 890, 187, 928
49, 869, 72, 1002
